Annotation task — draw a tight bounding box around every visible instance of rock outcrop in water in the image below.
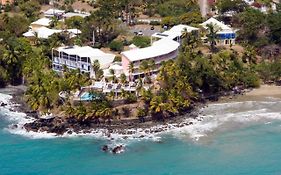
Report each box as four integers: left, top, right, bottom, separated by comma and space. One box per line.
0, 102, 7, 107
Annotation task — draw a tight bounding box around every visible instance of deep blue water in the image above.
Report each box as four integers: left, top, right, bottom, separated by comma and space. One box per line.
1, 97, 281, 175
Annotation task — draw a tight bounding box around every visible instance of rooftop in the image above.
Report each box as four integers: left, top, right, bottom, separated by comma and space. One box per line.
122, 38, 180, 62
152, 24, 199, 40
56, 46, 115, 68
44, 8, 65, 16
31, 18, 52, 27
200, 17, 233, 32
23, 27, 81, 39
63, 12, 90, 18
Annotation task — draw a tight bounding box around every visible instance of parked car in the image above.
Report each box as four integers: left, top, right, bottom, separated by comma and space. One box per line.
137, 30, 143, 36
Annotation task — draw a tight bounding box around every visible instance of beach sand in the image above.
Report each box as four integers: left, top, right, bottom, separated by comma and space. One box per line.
219, 85, 281, 103
245, 85, 281, 97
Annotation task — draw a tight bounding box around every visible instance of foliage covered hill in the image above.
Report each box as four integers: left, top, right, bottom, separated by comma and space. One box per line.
0, 0, 281, 122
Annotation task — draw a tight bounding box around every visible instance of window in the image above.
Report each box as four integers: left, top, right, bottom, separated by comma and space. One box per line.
81, 57, 88, 62
225, 40, 229, 45
62, 52, 69, 59
70, 55, 76, 61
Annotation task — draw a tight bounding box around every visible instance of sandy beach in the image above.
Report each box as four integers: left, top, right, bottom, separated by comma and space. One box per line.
245, 85, 281, 97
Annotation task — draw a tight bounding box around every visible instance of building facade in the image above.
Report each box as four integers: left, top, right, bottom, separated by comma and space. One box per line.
201, 17, 236, 46
121, 39, 180, 79
52, 46, 115, 78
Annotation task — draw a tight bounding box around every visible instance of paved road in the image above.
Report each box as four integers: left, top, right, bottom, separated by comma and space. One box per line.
129, 25, 161, 37
198, 0, 209, 17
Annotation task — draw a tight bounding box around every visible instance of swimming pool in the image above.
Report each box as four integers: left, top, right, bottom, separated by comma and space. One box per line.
80, 92, 96, 101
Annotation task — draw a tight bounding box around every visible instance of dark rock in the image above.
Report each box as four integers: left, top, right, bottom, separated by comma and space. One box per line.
0, 102, 7, 107
83, 130, 91, 134
102, 145, 109, 152
112, 145, 124, 154
11, 124, 18, 129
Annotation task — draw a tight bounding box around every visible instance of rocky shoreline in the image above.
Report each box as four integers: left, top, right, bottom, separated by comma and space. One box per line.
1, 85, 249, 140
0, 86, 202, 139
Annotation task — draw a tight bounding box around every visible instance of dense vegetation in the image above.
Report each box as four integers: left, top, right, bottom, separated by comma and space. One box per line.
0, 0, 281, 123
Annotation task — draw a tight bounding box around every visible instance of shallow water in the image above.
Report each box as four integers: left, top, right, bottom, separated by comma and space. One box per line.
1, 93, 281, 175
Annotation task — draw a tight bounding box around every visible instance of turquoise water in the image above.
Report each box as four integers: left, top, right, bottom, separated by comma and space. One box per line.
1, 96, 281, 174
80, 92, 101, 101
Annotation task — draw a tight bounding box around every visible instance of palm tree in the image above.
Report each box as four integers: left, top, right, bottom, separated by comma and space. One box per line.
96, 107, 113, 123
148, 59, 156, 76
64, 101, 75, 116
74, 104, 88, 123
140, 88, 153, 104
129, 62, 134, 81
206, 24, 219, 52
242, 46, 257, 65
139, 60, 149, 82
92, 60, 101, 80
136, 78, 143, 96
109, 69, 116, 82
120, 73, 127, 85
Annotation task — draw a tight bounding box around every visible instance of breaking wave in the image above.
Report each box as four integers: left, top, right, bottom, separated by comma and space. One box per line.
1, 92, 281, 143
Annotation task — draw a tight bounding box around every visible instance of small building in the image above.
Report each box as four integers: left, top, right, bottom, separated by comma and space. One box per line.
62, 12, 90, 19
121, 38, 180, 79
52, 46, 115, 78
30, 18, 52, 31
151, 24, 199, 44
44, 8, 65, 18
103, 62, 124, 78
200, 17, 236, 45
23, 27, 81, 39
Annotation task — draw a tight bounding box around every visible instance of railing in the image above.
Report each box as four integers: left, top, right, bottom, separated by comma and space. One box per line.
53, 57, 91, 71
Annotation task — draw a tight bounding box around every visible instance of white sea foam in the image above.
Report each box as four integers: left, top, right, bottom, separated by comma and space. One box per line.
0, 93, 12, 104
169, 100, 281, 141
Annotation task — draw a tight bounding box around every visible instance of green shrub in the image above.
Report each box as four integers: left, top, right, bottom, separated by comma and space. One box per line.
125, 93, 137, 104
113, 56, 122, 62
241, 72, 260, 88
137, 107, 147, 118
132, 36, 150, 48
109, 40, 124, 52
150, 21, 160, 26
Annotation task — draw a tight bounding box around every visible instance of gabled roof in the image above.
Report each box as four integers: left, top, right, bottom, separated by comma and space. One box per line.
122, 38, 180, 62
62, 12, 90, 18
44, 8, 65, 16
31, 18, 51, 27
23, 27, 81, 39
152, 24, 199, 40
23, 30, 35, 37
200, 17, 232, 31
35, 27, 61, 39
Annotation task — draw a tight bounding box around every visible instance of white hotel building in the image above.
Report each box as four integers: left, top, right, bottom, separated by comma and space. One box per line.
121, 24, 198, 79
52, 46, 115, 77
121, 39, 180, 79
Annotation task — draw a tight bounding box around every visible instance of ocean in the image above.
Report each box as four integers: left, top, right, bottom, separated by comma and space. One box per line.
1, 93, 281, 175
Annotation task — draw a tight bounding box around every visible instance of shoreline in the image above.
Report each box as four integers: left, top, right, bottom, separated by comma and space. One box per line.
1, 84, 281, 140
0, 86, 201, 140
